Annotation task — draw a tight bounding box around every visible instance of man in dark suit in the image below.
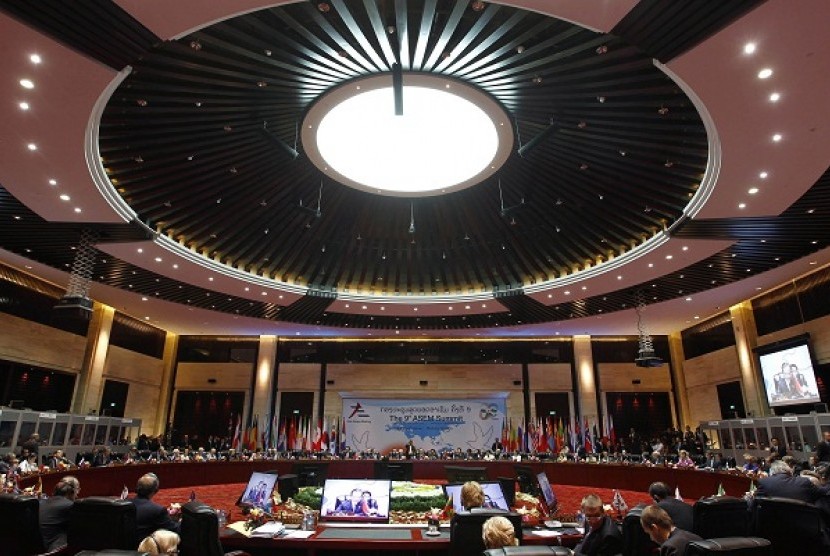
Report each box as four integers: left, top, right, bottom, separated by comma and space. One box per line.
768, 438, 787, 459
574, 494, 623, 556
131, 473, 180, 546
39, 475, 80, 551
815, 431, 830, 463
648, 482, 694, 532
640, 504, 702, 556
756, 460, 824, 503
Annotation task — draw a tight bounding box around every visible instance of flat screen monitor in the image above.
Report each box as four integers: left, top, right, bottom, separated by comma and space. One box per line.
443, 481, 509, 513
514, 465, 538, 497
444, 465, 488, 484
320, 479, 392, 523
238, 471, 278, 512
756, 336, 821, 407
536, 471, 558, 511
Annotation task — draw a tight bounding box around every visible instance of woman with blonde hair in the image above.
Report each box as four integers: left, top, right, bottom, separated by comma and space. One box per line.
460, 481, 485, 510
137, 529, 180, 554
482, 515, 518, 549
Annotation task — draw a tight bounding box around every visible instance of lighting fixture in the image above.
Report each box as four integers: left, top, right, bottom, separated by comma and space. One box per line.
743, 43, 756, 54
772, 133, 782, 142
759, 171, 768, 178
19, 79, 34, 89
18, 102, 29, 111
26, 143, 37, 151
758, 68, 773, 79
738, 203, 746, 209
769, 92, 780, 102
59, 194, 70, 201
748, 187, 759, 194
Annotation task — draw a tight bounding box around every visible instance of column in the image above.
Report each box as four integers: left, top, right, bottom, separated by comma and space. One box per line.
668, 332, 691, 427
251, 335, 278, 427
730, 301, 769, 417
71, 303, 114, 415
153, 331, 179, 436
573, 335, 598, 422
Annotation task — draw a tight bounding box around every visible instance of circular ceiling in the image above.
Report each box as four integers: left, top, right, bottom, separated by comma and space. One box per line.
97, 0, 708, 299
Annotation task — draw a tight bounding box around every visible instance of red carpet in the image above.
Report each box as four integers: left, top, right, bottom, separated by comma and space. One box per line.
154, 483, 654, 522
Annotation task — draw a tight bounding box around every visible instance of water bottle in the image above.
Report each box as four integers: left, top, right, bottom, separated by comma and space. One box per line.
576, 510, 585, 533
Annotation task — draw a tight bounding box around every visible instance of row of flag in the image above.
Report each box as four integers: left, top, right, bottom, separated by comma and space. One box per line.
229, 414, 349, 454
500, 414, 617, 454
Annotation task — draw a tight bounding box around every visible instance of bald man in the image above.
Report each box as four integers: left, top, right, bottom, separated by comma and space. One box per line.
40, 475, 80, 550
131, 473, 180, 546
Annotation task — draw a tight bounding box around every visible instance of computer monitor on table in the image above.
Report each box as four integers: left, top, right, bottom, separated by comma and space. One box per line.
237, 471, 278, 512
536, 470, 558, 513
443, 481, 509, 513
444, 465, 488, 484
320, 479, 392, 523
514, 465, 539, 497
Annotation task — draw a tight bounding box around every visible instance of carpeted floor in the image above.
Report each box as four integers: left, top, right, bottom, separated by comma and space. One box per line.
153, 482, 655, 522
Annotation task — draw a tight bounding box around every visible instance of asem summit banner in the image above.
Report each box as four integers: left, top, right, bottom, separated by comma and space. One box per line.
341, 398, 505, 453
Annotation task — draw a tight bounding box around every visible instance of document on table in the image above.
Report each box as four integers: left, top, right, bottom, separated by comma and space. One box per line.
283, 530, 316, 539
531, 529, 563, 537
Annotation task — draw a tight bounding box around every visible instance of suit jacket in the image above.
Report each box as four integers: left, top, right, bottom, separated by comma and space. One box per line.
660, 528, 703, 556
816, 441, 830, 463
39, 495, 73, 551
574, 516, 623, 556
755, 473, 823, 503
132, 496, 181, 546
658, 498, 694, 532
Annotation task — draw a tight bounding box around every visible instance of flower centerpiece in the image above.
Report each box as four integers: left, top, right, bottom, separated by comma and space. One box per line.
242, 507, 273, 531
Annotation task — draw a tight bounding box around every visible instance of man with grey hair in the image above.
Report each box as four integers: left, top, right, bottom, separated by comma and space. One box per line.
131, 473, 180, 546
39, 475, 80, 550
573, 493, 623, 556
755, 460, 824, 502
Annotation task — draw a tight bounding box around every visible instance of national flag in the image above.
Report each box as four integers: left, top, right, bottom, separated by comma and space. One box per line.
592, 422, 600, 452
329, 417, 339, 454
538, 419, 550, 453
277, 420, 287, 452
287, 417, 297, 451
569, 420, 578, 452
584, 419, 593, 453
716, 483, 726, 497
250, 415, 259, 451
270, 412, 278, 451
231, 414, 241, 451
546, 417, 555, 453
340, 417, 347, 452
321, 418, 329, 452
313, 418, 323, 451
517, 420, 524, 453
608, 414, 616, 446
611, 489, 628, 513
675, 487, 683, 501
120, 485, 129, 500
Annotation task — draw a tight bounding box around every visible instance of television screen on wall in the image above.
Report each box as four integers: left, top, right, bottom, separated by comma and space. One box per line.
756, 335, 821, 407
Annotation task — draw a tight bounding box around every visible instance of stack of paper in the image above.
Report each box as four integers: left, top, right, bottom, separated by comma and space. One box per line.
251, 521, 285, 538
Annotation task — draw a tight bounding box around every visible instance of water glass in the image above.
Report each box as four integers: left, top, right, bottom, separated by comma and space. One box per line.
216, 509, 228, 528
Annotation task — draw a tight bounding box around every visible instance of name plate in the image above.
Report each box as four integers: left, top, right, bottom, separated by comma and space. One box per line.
39, 413, 57, 419
84, 416, 100, 422
121, 419, 133, 424
739, 419, 754, 424
782, 416, 799, 422
708, 421, 719, 426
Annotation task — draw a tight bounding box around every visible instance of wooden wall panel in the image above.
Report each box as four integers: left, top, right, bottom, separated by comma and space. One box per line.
0, 312, 85, 372
682, 346, 741, 389
687, 384, 724, 424
757, 313, 830, 363
174, 362, 253, 391
277, 363, 322, 391
103, 345, 164, 434
528, 363, 573, 390
598, 362, 672, 392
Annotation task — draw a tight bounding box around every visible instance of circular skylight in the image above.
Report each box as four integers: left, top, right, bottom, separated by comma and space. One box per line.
303, 74, 513, 196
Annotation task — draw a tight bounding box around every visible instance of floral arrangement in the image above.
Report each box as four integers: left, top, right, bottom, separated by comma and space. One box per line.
241, 507, 273, 530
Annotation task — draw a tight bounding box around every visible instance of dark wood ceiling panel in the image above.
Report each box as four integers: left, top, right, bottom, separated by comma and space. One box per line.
0, 0, 160, 70
611, 0, 768, 63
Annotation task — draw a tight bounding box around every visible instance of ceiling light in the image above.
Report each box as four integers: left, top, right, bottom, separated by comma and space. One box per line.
807, 209, 815, 214
262, 292, 268, 296
306, 75, 509, 196
743, 43, 756, 55
772, 133, 782, 142
13, 216, 21, 220
154, 257, 162, 262
59, 194, 70, 201
758, 68, 773, 79
29, 53, 42, 64
136, 248, 143, 253
73, 207, 81, 213
694, 315, 700, 320
564, 291, 571, 295
141, 297, 148, 301
172, 264, 178, 269
208, 277, 214, 281
738, 203, 746, 209
759, 171, 768, 179
769, 92, 780, 102
18, 102, 29, 111
19, 79, 34, 89
26, 143, 37, 151
617, 275, 622, 280
361, 305, 367, 310
648, 263, 653, 268
665, 255, 673, 260
682, 246, 689, 251
748, 187, 759, 194
581, 286, 587, 291
48, 179, 57, 186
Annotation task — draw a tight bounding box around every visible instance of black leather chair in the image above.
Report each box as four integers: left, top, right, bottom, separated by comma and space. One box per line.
692, 496, 751, 539
498, 476, 517, 508
75, 552, 149, 556
180, 499, 249, 556
621, 506, 658, 556
450, 511, 523, 556
686, 537, 772, 555
484, 547, 572, 556
753, 496, 827, 556
67, 497, 137, 552
0, 493, 46, 555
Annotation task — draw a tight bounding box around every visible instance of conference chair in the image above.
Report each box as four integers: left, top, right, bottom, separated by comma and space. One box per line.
0, 493, 46, 555
484, 548, 572, 556
75, 552, 150, 556
497, 476, 517, 508
752, 496, 827, 556
450, 511, 524, 556
621, 506, 658, 556
67, 497, 137, 552
692, 496, 751, 539
686, 537, 772, 555
180, 499, 249, 556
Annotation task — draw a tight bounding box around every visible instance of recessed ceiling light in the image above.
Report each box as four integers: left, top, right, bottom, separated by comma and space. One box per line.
547, 294, 552, 298
73, 207, 81, 213
13, 216, 21, 220
665, 255, 673, 260
772, 133, 782, 142
29, 54, 42, 64
380, 306, 385, 311
617, 275, 622, 280
807, 209, 815, 214
278, 295, 283, 299
810, 261, 818, 265
19, 79, 34, 89
694, 315, 700, 320
564, 290, 571, 295
769, 92, 780, 102
208, 277, 214, 281
48, 179, 57, 186
581, 286, 587, 291
172, 264, 178, 269
344, 303, 349, 308
262, 292, 268, 296
59, 194, 70, 201
648, 263, 653, 268
685, 297, 692, 302
759, 171, 768, 179
413, 307, 418, 311
18, 102, 29, 111
758, 68, 773, 79
738, 203, 746, 209
682, 246, 689, 251
154, 257, 162, 262
743, 43, 756, 55
812, 240, 818, 244
144, 316, 150, 320
361, 305, 367, 309
141, 297, 148, 301
26, 143, 37, 151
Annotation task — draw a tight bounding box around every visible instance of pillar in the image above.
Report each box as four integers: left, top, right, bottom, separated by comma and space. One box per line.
251, 335, 278, 429
573, 335, 598, 422
668, 332, 691, 427
731, 301, 769, 417
153, 331, 179, 436
71, 303, 114, 415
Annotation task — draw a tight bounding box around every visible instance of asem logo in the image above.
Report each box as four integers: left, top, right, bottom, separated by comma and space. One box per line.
348, 402, 368, 418
479, 404, 499, 420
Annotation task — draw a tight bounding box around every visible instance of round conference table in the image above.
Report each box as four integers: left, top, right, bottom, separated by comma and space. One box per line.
21, 458, 750, 499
